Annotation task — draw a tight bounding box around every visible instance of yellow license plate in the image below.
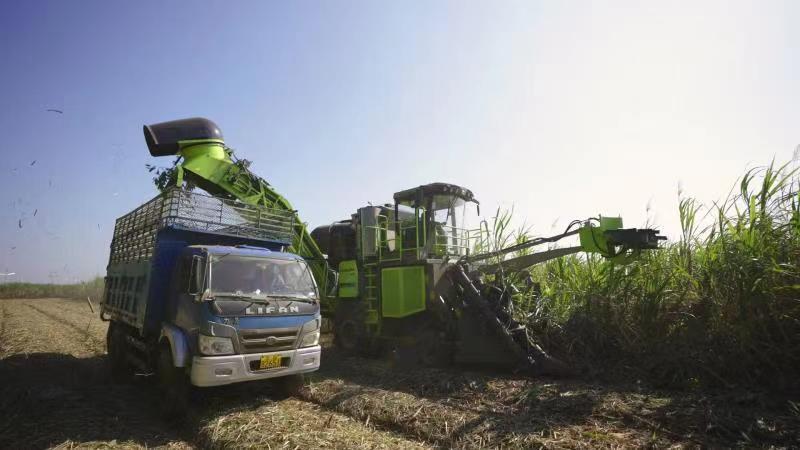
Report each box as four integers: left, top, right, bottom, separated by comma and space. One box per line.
259, 355, 282, 370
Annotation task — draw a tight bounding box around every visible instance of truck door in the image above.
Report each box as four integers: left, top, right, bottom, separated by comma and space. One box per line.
171, 252, 203, 331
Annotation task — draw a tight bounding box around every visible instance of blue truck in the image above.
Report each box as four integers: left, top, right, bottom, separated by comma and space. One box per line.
100, 188, 321, 404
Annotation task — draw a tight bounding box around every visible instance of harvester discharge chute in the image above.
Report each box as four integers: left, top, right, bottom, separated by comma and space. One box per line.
143, 118, 334, 314
145, 117, 666, 376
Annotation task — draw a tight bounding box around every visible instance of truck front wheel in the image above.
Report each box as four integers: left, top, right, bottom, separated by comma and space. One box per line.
156, 343, 189, 416
272, 373, 305, 398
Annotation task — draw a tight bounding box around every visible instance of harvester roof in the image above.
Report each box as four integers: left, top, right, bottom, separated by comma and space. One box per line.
393, 183, 478, 207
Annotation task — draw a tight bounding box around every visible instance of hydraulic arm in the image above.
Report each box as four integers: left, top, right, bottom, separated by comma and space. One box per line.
471, 216, 666, 274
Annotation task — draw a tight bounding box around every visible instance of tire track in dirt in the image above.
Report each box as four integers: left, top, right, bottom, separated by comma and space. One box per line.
0, 302, 9, 356
25, 302, 105, 354
37, 297, 110, 343
0, 299, 191, 449
4, 298, 795, 448
42, 296, 439, 448
0, 299, 432, 450
31, 298, 434, 447
13, 300, 434, 447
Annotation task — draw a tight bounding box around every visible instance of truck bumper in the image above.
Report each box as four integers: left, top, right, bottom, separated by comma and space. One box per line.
189, 345, 321, 387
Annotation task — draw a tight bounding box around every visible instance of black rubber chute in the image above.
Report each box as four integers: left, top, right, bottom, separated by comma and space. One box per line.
144, 117, 224, 156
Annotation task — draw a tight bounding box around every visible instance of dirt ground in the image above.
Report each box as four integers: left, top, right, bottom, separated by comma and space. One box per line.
0, 298, 797, 449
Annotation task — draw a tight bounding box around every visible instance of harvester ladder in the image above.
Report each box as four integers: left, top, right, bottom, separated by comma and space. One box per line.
362, 262, 380, 328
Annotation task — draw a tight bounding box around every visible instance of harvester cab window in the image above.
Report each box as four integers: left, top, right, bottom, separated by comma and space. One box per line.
393, 184, 478, 259
429, 195, 468, 257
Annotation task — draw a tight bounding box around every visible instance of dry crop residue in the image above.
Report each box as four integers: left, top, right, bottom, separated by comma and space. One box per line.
0, 297, 796, 449
301, 347, 799, 448
0, 298, 429, 450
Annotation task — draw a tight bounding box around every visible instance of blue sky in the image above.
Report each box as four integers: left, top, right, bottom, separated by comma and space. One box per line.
1, 1, 798, 283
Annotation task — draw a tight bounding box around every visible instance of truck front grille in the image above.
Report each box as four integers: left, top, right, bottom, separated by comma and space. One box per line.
238, 328, 298, 353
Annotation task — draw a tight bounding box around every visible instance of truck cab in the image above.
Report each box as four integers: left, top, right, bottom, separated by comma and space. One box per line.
172, 245, 321, 387
101, 189, 321, 398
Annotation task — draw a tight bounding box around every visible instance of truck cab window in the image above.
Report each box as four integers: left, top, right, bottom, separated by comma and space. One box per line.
210, 256, 317, 299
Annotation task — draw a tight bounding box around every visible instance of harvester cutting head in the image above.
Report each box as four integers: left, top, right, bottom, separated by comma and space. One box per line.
576, 216, 666, 264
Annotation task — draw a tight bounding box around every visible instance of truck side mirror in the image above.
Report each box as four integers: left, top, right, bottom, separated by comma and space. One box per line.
188, 255, 205, 296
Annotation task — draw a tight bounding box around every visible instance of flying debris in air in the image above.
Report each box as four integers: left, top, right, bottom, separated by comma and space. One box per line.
33, 209, 38, 217
30, 160, 36, 166
46, 109, 63, 114
18, 219, 22, 229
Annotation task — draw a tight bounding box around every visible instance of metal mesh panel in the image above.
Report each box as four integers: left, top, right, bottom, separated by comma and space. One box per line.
109, 189, 295, 264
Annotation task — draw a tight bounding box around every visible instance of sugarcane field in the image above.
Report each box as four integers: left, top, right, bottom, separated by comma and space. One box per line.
2, 2, 800, 449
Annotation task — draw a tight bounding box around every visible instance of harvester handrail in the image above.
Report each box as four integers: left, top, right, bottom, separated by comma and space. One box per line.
433, 223, 486, 257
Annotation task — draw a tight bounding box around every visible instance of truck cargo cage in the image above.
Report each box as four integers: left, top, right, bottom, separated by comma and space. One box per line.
109, 188, 296, 264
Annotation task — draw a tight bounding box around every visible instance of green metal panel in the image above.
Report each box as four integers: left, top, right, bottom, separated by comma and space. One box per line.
600, 216, 623, 230
338, 260, 359, 298
381, 266, 426, 318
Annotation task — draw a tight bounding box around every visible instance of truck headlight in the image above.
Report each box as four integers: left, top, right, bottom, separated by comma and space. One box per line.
299, 318, 321, 348
300, 330, 320, 347
198, 334, 234, 355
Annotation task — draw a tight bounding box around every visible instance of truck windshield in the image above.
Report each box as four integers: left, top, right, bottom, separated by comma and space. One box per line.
209, 255, 317, 299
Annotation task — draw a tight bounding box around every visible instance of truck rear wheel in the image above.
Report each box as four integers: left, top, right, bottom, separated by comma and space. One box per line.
156, 343, 189, 417
106, 322, 129, 381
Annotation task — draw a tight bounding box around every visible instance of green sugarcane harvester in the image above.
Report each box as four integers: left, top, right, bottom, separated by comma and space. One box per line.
146, 117, 666, 375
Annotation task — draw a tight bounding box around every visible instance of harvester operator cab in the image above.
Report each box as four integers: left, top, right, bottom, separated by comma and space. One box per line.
392, 183, 479, 260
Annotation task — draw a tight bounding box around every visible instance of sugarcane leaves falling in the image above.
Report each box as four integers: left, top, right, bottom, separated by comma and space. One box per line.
146, 157, 197, 192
